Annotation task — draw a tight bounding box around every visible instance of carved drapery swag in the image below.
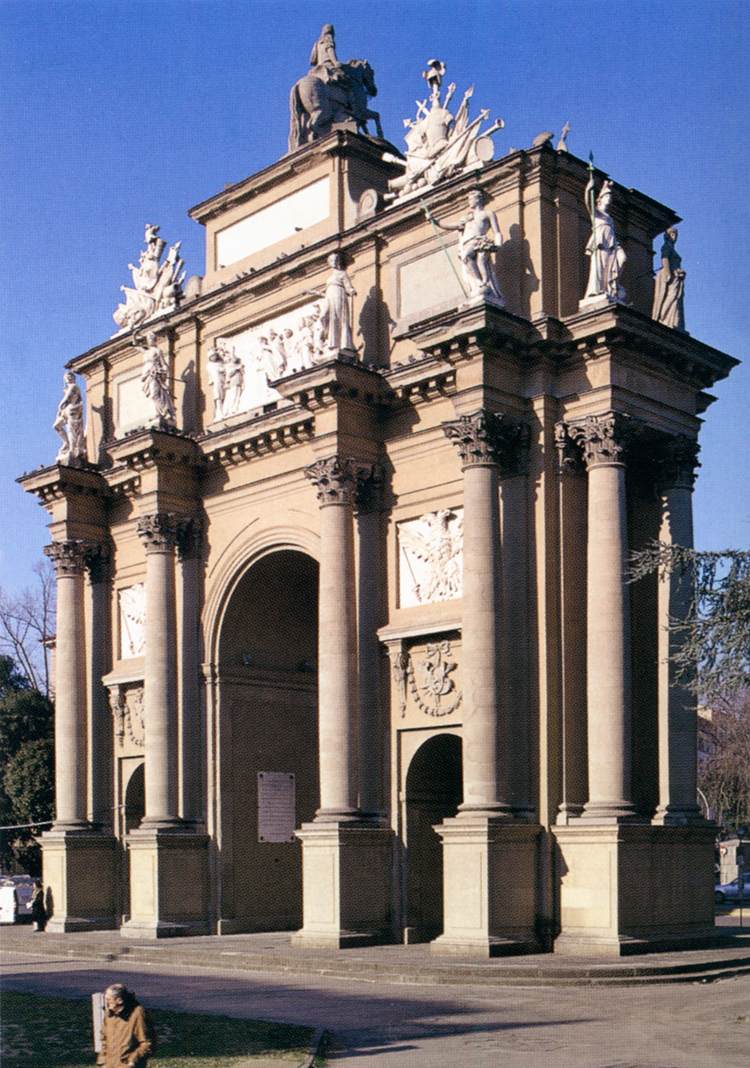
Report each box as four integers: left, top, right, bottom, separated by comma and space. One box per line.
109, 684, 145, 749
45, 538, 104, 577
442, 410, 528, 474
304, 455, 374, 507
566, 412, 631, 469
389, 642, 462, 718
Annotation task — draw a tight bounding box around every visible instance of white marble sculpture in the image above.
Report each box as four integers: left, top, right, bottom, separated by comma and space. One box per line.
307, 252, 357, 354
205, 299, 346, 424
137, 332, 176, 427
207, 340, 228, 421
120, 583, 146, 658
424, 190, 505, 306
383, 60, 504, 202
557, 121, 571, 152
581, 173, 626, 306
398, 509, 463, 607
652, 228, 686, 331
53, 371, 87, 465
113, 223, 186, 332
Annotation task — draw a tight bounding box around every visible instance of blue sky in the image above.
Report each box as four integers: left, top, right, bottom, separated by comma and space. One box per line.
1, 0, 748, 594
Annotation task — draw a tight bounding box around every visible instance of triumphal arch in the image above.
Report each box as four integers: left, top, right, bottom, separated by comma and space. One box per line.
22, 31, 738, 955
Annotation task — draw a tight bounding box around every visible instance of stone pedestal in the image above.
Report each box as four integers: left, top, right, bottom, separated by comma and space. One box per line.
293, 823, 394, 947
121, 829, 209, 938
431, 818, 541, 956
554, 823, 716, 956
41, 829, 117, 932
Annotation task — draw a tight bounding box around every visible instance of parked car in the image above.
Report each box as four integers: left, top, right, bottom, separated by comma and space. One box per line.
0, 875, 34, 921
714, 871, 750, 904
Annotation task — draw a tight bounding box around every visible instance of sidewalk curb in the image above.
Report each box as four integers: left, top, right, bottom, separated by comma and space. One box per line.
301, 1027, 328, 1067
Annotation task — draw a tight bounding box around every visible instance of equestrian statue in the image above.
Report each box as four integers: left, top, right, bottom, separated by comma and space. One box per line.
289, 24, 383, 152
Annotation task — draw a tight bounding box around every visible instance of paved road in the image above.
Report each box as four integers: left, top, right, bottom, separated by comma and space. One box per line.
1, 950, 748, 1067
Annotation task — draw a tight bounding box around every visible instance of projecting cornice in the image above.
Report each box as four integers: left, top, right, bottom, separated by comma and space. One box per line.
18, 461, 109, 508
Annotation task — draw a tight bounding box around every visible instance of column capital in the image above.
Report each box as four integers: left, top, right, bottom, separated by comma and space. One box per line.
304, 456, 373, 507
656, 435, 701, 490
443, 410, 529, 473
84, 542, 111, 584
44, 539, 96, 576
567, 412, 631, 470
137, 512, 180, 552
175, 516, 203, 561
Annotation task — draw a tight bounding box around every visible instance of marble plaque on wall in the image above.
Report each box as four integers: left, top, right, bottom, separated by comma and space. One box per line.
257, 772, 296, 843
397, 244, 465, 324
119, 583, 146, 659
216, 177, 330, 268
115, 372, 157, 436
398, 508, 463, 607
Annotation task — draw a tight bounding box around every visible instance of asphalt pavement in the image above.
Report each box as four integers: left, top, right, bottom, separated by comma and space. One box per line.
1, 944, 748, 1067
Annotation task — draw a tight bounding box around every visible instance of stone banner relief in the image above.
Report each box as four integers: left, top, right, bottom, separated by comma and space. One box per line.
398, 508, 463, 607
119, 583, 146, 659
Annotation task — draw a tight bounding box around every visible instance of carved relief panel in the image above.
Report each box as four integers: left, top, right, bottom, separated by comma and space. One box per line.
397, 508, 463, 608
119, 583, 146, 659
109, 683, 145, 754
387, 635, 463, 726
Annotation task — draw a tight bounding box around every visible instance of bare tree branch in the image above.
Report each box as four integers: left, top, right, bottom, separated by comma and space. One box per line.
0, 561, 56, 696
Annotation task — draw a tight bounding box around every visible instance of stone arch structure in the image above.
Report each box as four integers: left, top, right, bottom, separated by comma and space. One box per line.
211, 545, 320, 933
403, 732, 462, 943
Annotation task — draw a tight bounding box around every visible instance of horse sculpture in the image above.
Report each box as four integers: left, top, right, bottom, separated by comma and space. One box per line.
289, 59, 383, 152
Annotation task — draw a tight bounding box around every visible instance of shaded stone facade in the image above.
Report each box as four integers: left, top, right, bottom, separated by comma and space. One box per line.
21, 125, 738, 955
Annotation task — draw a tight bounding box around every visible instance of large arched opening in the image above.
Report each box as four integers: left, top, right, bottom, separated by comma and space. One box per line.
217, 549, 319, 931
403, 732, 462, 942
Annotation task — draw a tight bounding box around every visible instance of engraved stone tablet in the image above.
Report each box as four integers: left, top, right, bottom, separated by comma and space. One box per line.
257, 771, 296, 843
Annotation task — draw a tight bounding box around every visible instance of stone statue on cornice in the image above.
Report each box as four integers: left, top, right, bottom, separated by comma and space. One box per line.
289, 24, 383, 151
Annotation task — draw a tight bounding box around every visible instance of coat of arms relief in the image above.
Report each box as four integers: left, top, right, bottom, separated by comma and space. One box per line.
397, 508, 463, 607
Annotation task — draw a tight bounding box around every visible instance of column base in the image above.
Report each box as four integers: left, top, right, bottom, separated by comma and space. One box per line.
293, 821, 394, 948
120, 827, 209, 939
41, 829, 118, 932
554, 822, 717, 957
431, 817, 542, 958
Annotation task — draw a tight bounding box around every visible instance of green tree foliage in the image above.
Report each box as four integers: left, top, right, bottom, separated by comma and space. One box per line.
0, 654, 54, 873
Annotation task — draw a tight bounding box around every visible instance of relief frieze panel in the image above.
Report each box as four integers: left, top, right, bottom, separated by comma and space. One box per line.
398, 508, 463, 608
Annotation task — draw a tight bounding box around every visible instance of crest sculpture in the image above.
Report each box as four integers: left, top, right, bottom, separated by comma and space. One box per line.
383, 59, 505, 202
289, 24, 383, 150
113, 223, 186, 332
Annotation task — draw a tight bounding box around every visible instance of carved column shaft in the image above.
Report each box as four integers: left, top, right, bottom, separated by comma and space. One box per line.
86, 547, 112, 829
569, 414, 635, 820
443, 411, 525, 816
137, 514, 180, 829
655, 437, 702, 823
44, 541, 91, 830
305, 458, 368, 820
177, 519, 202, 824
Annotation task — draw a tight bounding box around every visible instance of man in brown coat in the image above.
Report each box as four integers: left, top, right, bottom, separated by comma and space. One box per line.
97, 984, 155, 1068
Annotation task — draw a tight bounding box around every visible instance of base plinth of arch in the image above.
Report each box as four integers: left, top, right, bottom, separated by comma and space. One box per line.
554, 822, 716, 956
121, 828, 210, 939
293, 822, 395, 948
41, 830, 118, 932
431, 818, 541, 957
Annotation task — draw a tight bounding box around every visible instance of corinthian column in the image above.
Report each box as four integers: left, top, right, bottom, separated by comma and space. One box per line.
569, 413, 636, 820
654, 435, 702, 824
44, 540, 92, 830
137, 513, 181, 829
443, 410, 525, 817
304, 457, 369, 820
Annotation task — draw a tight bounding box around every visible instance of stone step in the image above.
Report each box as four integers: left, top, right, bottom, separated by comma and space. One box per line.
4, 931, 750, 987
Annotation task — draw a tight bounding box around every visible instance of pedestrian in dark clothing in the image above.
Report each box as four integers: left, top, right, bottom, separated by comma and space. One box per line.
30, 879, 46, 931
